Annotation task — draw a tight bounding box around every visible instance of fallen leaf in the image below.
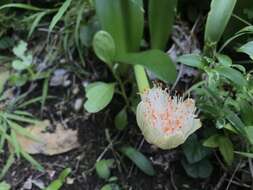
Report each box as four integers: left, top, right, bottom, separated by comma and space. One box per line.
16, 120, 80, 155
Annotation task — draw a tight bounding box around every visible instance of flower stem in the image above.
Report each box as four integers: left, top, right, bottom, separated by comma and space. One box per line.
134, 65, 150, 93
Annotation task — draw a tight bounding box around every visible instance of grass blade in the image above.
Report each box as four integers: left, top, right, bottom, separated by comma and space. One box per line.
49, 0, 72, 32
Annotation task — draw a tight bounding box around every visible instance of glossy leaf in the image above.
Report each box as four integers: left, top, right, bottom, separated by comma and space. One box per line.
218, 136, 234, 166
216, 54, 232, 66
45, 168, 71, 190
84, 82, 115, 113
182, 158, 213, 179
0, 181, 10, 190
116, 50, 177, 83
182, 134, 210, 164
237, 41, 253, 60
215, 66, 246, 86
120, 146, 155, 176
114, 108, 127, 130
94, 0, 144, 54
177, 54, 203, 69
148, 0, 177, 50
101, 184, 121, 190
93, 31, 116, 66
95, 159, 114, 179
203, 134, 221, 148
205, 0, 237, 44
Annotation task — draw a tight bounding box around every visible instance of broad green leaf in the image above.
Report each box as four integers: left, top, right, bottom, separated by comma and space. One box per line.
182, 134, 210, 164
177, 54, 203, 69
203, 134, 221, 148
0, 181, 10, 190
84, 82, 115, 113
95, 159, 114, 179
218, 136, 234, 166
94, 0, 144, 54
215, 66, 246, 86
237, 41, 253, 60
45, 168, 71, 190
216, 53, 232, 66
116, 50, 177, 83
120, 146, 155, 176
205, 0, 237, 44
12, 60, 31, 71
49, 0, 72, 32
114, 108, 127, 130
148, 0, 177, 50
93, 31, 116, 66
80, 18, 99, 47
0, 37, 14, 50
181, 158, 213, 179
13, 41, 27, 58
101, 184, 120, 190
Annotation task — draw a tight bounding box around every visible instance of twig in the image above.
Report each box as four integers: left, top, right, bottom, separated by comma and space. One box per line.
226, 160, 241, 190
214, 172, 227, 190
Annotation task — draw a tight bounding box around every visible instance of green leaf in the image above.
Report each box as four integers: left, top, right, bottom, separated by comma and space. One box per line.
148, 0, 177, 50
95, 159, 114, 179
95, 0, 144, 54
182, 158, 213, 179
0, 3, 45, 11
245, 126, 253, 145
177, 54, 204, 69
28, 12, 47, 39
0, 181, 10, 190
116, 50, 176, 83
0, 70, 9, 94
237, 26, 253, 34
49, 0, 72, 32
203, 134, 221, 148
0, 37, 14, 50
216, 53, 232, 66
93, 31, 116, 66
215, 66, 246, 86
182, 134, 210, 164
218, 136, 234, 166
237, 41, 253, 60
21, 151, 44, 172
101, 184, 121, 190
12, 59, 31, 71
114, 108, 127, 130
80, 19, 99, 47
45, 168, 71, 190
13, 41, 27, 58
205, 0, 237, 44
120, 146, 155, 176
235, 151, 253, 158
0, 153, 15, 180
84, 82, 115, 113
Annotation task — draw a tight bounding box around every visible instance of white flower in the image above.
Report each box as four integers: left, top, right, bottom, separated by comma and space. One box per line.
136, 87, 201, 149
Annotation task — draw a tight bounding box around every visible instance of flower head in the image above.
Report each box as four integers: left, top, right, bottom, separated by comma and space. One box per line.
136, 86, 201, 149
